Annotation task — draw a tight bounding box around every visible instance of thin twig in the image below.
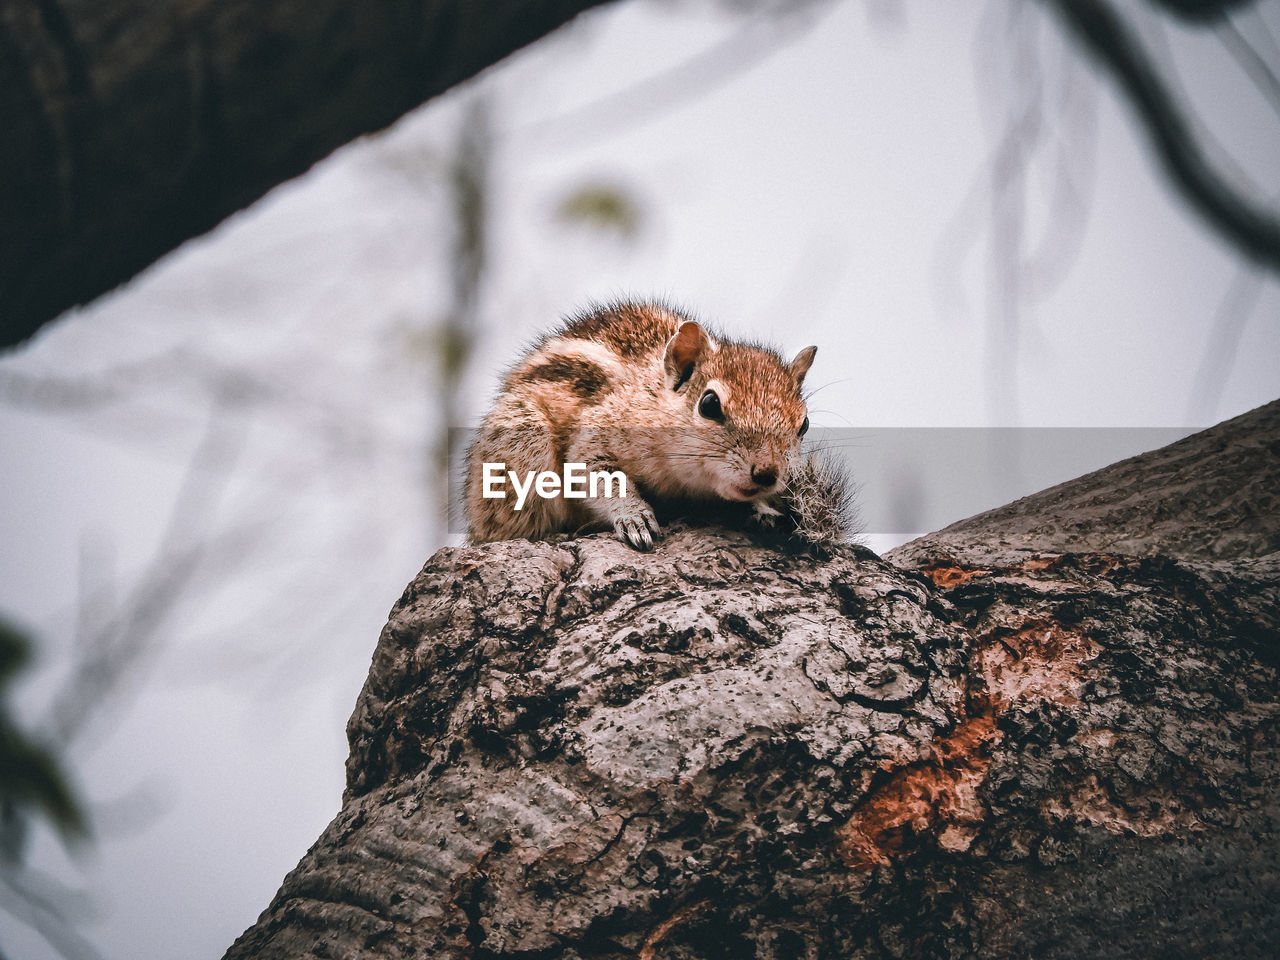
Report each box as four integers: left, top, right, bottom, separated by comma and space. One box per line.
1218, 17, 1280, 120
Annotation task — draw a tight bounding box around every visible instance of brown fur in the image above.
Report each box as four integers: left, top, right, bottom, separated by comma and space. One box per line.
465, 300, 816, 550
521, 356, 611, 399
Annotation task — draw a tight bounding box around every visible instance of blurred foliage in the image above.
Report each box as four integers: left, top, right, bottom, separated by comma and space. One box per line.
0, 619, 85, 864
435, 325, 473, 381
554, 183, 643, 242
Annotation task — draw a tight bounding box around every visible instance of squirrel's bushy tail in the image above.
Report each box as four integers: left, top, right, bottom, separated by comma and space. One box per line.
779, 449, 862, 547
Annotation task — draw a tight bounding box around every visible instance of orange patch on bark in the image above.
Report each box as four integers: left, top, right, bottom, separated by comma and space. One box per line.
836, 709, 999, 870
1043, 771, 1202, 837
921, 565, 991, 588
1015, 555, 1057, 572
639, 899, 711, 960
1008, 553, 1123, 577
976, 620, 1100, 709
838, 615, 1101, 872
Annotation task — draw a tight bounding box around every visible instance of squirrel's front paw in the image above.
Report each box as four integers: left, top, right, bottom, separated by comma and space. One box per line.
612, 501, 662, 551
751, 498, 784, 527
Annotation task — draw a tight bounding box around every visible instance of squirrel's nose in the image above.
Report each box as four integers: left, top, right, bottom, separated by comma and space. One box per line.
751, 466, 778, 488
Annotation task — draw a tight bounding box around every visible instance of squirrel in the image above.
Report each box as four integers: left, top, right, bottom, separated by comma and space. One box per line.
464, 300, 857, 550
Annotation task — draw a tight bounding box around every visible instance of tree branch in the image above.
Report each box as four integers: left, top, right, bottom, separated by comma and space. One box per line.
0, 0, 612, 348
1148, 0, 1253, 21
223, 400, 1280, 959
1043, 0, 1280, 271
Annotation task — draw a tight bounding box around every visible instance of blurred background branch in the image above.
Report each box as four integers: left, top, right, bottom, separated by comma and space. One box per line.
0, 0, 615, 348
1044, 0, 1280, 270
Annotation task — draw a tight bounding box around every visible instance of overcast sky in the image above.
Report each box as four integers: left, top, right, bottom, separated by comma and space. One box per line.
2, 1, 1278, 958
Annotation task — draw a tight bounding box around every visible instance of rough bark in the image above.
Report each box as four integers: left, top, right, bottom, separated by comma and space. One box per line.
224, 399, 1280, 959
0, 0, 609, 347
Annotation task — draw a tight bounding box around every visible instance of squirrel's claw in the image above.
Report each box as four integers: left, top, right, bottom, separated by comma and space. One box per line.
752, 498, 784, 526
619, 520, 653, 551
613, 504, 662, 551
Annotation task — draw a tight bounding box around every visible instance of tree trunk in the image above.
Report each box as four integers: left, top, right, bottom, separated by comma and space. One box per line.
0, 0, 609, 347
224, 399, 1280, 959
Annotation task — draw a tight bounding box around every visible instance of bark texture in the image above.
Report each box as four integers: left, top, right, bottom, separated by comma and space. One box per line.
0, 0, 608, 347
224, 400, 1280, 959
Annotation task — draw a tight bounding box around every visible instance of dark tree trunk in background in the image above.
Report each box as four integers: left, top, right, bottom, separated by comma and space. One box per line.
6, 0, 1277, 350
224, 400, 1280, 959
0, 0, 608, 347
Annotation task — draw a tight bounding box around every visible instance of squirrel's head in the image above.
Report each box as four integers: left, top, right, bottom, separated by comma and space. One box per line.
662, 320, 816, 503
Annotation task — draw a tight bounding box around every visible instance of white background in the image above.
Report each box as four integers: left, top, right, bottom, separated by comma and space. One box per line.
2, 2, 1278, 957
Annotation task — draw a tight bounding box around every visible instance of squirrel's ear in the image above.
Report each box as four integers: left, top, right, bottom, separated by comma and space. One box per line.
663, 321, 712, 390
789, 345, 817, 384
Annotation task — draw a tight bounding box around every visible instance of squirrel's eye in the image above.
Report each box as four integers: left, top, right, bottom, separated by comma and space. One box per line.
798, 415, 809, 437
698, 390, 724, 421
